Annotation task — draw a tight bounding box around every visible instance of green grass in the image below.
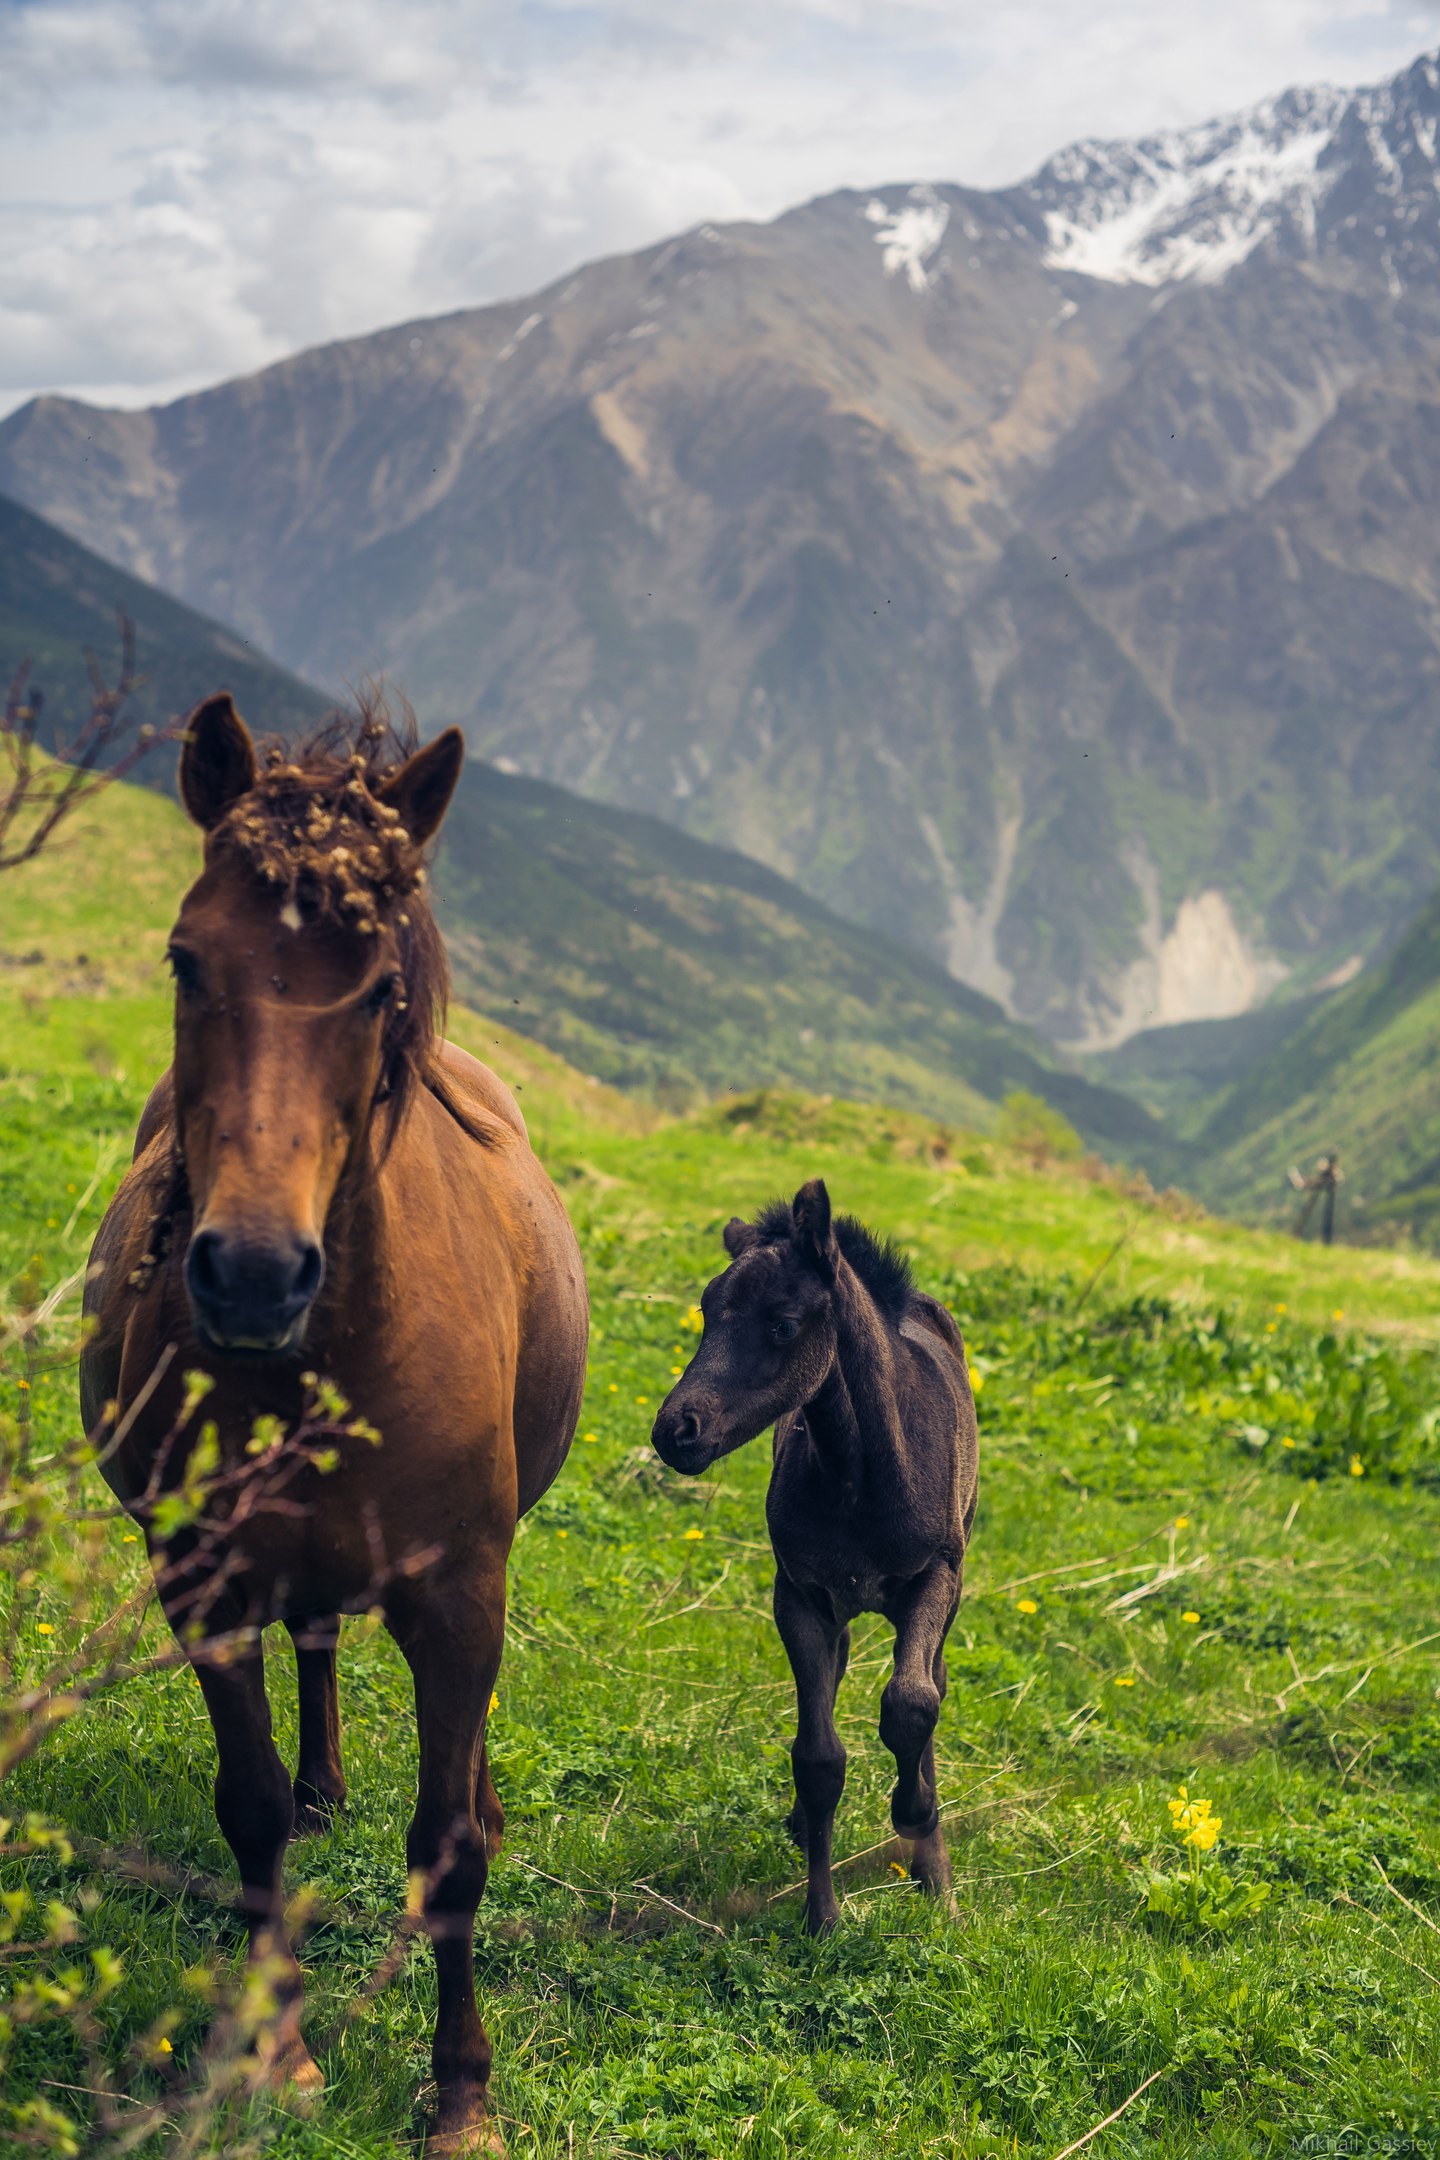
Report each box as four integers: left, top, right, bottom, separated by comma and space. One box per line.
6, 803, 1440, 2157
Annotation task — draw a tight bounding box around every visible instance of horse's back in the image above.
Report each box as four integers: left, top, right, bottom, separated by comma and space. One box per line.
900, 1294, 979, 1539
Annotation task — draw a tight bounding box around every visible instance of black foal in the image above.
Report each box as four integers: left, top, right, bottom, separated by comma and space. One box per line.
652, 1180, 978, 1933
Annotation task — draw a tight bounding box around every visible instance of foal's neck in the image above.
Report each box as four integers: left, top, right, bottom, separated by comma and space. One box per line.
804, 1262, 913, 1503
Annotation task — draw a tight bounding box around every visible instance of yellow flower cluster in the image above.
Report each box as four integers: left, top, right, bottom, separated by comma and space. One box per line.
1167, 1785, 1220, 1851
681, 1305, 704, 1333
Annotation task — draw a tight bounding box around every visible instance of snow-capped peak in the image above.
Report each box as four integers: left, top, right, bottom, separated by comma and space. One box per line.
1017, 50, 1440, 287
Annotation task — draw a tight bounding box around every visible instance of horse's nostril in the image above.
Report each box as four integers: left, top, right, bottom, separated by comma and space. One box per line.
187, 1228, 225, 1302
677, 1407, 702, 1443
292, 1239, 324, 1306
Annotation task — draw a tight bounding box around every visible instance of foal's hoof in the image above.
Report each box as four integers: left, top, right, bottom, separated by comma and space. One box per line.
290, 1782, 343, 1838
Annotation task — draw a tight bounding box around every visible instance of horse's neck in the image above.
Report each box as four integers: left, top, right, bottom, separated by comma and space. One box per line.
805, 1263, 914, 1503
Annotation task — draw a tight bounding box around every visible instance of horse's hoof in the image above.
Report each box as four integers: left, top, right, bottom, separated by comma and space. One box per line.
426, 2116, 506, 2157
254, 2031, 325, 2097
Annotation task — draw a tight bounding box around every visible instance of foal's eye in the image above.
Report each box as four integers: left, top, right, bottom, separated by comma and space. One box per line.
365, 970, 401, 1014
771, 1317, 800, 1344
166, 946, 202, 1000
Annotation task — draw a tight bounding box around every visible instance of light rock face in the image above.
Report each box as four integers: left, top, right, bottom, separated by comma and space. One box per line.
9, 50, 1440, 1037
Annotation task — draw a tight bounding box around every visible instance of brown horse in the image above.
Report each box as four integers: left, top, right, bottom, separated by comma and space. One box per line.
80, 695, 588, 2154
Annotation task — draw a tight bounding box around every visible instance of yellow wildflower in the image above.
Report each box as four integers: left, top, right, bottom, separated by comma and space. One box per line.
556, 1528, 568, 1539
1113, 1674, 1136, 1687
636, 1395, 649, 1406
1167, 1787, 1221, 1848
1332, 1309, 1345, 1322
489, 1691, 499, 1714
1349, 1455, 1365, 1477
608, 1382, 617, 1393
967, 1365, 984, 1393
36, 1623, 54, 1636
1282, 1436, 1296, 1448
122, 1534, 138, 1544
1016, 1598, 1038, 1615
1174, 1516, 1189, 1530
671, 1366, 683, 1377
1275, 1302, 1287, 1314
582, 1432, 598, 1444
158, 2037, 173, 2054
1180, 1611, 1200, 1625
682, 1526, 704, 1541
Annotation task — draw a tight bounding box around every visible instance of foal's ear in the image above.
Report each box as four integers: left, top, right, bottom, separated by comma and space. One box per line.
375, 727, 465, 845
179, 692, 256, 830
722, 1215, 758, 1258
792, 1178, 838, 1281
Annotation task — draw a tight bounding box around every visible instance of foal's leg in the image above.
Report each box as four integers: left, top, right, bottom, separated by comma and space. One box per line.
881, 1562, 960, 1905
287, 1615, 346, 1834
186, 1622, 321, 2089
475, 1742, 505, 1861
390, 1581, 506, 2157
774, 1572, 849, 1935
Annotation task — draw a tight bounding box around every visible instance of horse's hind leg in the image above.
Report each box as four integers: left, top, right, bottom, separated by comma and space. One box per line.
774, 1572, 849, 1935
881, 1562, 960, 1908
390, 1580, 505, 2157
287, 1616, 346, 1834
186, 1616, 321, 2090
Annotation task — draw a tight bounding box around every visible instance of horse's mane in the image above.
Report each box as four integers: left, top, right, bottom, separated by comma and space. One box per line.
750, 1198, 915, 1322
208, 689, 448, 1142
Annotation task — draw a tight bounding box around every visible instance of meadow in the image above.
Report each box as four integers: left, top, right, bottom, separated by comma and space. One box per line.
4, 788, 1440, 2158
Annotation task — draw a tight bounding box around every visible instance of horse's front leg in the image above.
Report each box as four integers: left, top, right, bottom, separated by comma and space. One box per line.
881, 1560, 960, 1906
286, 1615, 346, 1833
389, 1572, 506, 2157
774, 1570, 850, 1935
181, 1601, 321, 2090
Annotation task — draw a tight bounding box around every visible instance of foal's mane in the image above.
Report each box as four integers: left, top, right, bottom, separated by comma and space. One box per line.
751, 1199, 915, 1322
208, 691, 448, 1138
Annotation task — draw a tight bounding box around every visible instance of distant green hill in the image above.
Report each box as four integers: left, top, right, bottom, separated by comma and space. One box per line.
434, 762, 1162, 1147
1196, 891, 1440, 1242
0, 489, 327, 754
0, 493, 1157, 1149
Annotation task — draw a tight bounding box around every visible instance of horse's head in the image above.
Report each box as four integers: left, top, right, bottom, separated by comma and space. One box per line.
651, 1180, 840, 1473
169, 693, 463, 1356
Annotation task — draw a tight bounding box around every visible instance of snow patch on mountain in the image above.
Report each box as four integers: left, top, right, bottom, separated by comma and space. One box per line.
865, 185, 950, 291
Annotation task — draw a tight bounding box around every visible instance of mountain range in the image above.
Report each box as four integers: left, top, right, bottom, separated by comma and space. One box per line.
6, 47, 1440, 1056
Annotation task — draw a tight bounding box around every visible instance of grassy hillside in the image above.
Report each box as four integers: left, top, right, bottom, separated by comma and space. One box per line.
0, 489, 328, 752
1195, 889, 1440, 1243
5, 814, 1440, 2155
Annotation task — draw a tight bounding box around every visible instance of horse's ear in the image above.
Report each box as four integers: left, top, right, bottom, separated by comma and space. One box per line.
375, 727, 465, 845
179, 692, 256, 830
792, 1179, 838, 1281
723, 1216, 757, 1258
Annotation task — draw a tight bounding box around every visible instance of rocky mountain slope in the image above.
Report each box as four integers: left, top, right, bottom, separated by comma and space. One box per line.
9, 50, 1440, 1041
1, 495, 1152, 1149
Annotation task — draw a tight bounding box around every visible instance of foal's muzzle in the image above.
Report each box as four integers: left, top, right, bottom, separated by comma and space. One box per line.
185, 1227, 325, 1355
651, 1401, 720, 1476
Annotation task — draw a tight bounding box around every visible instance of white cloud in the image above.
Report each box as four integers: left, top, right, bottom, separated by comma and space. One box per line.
2, 0, 1438, 414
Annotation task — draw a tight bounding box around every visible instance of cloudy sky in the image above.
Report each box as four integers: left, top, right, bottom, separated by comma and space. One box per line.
3, 0, 1440, 417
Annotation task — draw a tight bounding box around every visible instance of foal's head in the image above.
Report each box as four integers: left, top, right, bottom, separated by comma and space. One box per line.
653, 1179, 909, 1475
167, 692, 464, 1355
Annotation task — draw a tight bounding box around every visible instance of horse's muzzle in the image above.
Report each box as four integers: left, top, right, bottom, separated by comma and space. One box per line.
650, 1400, 720, 1475
184, 1227, 325, 1355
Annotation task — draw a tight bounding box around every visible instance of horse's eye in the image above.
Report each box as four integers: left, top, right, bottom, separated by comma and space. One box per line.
166, 946, 202, 1000
365, 970, 401, 1014
771, 1317, 800, 1344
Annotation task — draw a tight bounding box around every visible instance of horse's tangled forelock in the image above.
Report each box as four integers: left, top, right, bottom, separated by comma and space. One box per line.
208, 690, 449, 1141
